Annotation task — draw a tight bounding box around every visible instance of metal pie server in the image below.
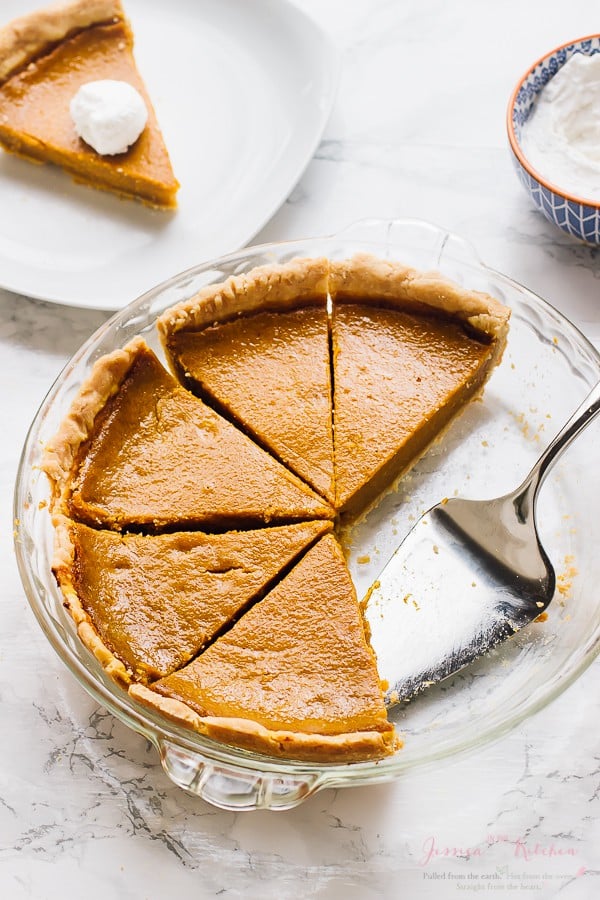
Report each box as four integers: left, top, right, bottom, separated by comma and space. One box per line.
365, 381, 600, 706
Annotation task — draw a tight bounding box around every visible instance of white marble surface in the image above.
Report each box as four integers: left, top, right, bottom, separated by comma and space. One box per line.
1, 0, 599, 897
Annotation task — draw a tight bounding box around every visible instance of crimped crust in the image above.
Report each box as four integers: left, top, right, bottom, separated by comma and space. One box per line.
157, 257, 330, 340
329, 253, 510, 344
159, 251, 509, 356
52, 513, 131, 686
41, 336, 145, 516
129, 684, 399, 763
0, 0, 124, 83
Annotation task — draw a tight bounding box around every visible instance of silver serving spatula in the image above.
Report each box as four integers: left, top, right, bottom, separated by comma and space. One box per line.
366, 381, 600, 706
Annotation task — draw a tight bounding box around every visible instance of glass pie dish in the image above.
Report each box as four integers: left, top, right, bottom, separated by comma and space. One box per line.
14, 218, 600, 811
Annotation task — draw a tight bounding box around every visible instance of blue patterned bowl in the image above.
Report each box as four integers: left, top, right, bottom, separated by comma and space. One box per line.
507, 35, 600, 245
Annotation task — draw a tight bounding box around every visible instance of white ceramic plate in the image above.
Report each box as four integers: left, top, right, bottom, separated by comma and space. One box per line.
0, 0, 338, 310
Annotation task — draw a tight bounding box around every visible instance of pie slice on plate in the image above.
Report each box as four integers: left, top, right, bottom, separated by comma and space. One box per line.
158, 258, 336, 503
329, 254, 510, 518
0, 0, 179, 207
42, 338, 334, 531
52, 517, 331, 685
131, 534, 398, 762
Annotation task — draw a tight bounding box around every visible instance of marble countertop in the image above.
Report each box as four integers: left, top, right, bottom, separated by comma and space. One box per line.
1, 1, 599, 897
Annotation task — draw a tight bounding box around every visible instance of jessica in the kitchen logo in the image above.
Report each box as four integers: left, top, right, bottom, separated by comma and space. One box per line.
419, 834, 579, 867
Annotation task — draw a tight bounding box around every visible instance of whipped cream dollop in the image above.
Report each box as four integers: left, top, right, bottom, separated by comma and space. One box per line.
520, 52, 600, 203
70, 80, 148, 156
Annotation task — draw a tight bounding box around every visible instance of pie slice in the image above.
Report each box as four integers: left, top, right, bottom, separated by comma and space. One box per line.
130, 534, 398, 762
329, 254, 510, 518
158, 259, 335, 503
52, 516, 331, 685
42, 338, 335, 531
0, 0, 179, 207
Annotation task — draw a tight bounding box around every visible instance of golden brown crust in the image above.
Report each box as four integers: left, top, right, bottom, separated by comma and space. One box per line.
129, 684, 399, 763
52, 513, 132, 685
157, 257, 330, 342
0, 0, 125, 83
41, 336, 146, 516
159, 252, 509, 367
329, 253, 510, 344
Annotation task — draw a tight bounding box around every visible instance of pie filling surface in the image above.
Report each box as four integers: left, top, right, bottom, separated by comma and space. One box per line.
55, 518, 332, 685
131, 534, 395, 762
331, 303, 495, 517
60, 340, 334, 531
43, 254, 510, 763
168, 303, 335, 504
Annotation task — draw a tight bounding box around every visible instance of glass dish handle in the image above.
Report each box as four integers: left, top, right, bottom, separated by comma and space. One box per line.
334, 217, 484, 269
158, 739, 322, 811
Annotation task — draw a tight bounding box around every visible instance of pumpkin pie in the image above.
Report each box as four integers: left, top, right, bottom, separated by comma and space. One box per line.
158, 258, 335, 503
329, 254, 510, 518
51, 516, 331, 685
131, 534, 398, 762
41, 338, 334, 531
43, 254, 511, 765
0, 0, 179, 207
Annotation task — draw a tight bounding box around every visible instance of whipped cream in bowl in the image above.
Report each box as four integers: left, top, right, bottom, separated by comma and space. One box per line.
507, 37, 600, 245
70, 79, 148, 156
520, 52, 600, 203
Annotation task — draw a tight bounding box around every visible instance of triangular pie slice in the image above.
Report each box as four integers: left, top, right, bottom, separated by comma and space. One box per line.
52, 516, 331, 685
42, 338, 334, 530
130, 534, 398, 762
330, 254, 510, 519
0, 0, 179, 207
158, 259, 335, 503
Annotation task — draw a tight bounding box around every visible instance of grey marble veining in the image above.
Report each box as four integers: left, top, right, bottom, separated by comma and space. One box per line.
1, 0, 599, 897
